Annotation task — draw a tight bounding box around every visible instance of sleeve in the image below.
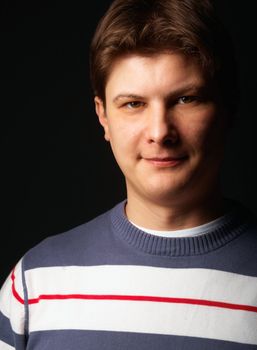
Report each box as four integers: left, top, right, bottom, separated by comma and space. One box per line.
0, 259, 27, 350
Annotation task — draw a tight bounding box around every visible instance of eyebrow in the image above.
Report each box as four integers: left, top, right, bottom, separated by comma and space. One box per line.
113, 94, 144, 104
112, 83, 209, 104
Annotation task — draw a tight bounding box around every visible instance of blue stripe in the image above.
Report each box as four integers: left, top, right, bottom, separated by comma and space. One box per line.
26, 329, 257, 350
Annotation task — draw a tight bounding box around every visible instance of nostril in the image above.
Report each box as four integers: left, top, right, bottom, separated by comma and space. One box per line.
148, 129, 179, 145
163, 129, 179, 146
163, 138, 177, 147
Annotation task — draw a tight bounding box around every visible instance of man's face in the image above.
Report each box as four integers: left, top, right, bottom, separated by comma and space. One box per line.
95, 53, 228, 207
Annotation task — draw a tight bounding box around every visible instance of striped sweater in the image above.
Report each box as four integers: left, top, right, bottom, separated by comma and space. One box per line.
1, 200, 257, 349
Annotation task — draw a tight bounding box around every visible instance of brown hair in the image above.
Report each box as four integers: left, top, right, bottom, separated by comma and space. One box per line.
90, 0, 238, 115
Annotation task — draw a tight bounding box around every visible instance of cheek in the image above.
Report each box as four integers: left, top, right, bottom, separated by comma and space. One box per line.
180, 112, 222, 151
180, 121, 210, 146
108, 117, 143, 147
108, 123, 137, 162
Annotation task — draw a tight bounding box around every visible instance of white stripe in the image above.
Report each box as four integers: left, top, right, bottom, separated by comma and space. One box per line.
0, 271, 13, 318
0, 340, 15, 350
0, 260, 25, 335
29, 298, 257, 345
25, 265, 257, 306
24, 265, 257, 344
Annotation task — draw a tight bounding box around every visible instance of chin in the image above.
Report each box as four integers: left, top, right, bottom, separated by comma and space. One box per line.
141, 183, 188, 205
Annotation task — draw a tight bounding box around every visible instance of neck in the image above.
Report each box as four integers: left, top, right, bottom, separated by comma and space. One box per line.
125, 190, 228, 231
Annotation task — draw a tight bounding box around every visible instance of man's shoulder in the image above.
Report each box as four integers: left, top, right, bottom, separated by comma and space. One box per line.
43, 206, 112, 242
22, 201, 123, 269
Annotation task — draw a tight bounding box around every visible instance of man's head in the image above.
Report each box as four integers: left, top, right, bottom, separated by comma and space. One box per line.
90, 0, 238, 216
90, 0, 238, 117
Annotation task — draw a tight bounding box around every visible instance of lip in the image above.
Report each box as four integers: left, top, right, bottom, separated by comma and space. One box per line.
144, 156, 188, 168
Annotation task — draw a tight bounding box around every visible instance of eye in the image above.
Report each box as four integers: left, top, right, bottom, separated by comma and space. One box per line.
177, 96, 198, 104
124, 101, 145, 109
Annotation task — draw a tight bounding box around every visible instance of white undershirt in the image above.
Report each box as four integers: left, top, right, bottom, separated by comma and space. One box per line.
130, 213, 231, 238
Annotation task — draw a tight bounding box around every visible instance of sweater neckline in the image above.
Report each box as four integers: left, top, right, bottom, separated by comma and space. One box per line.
110, 200, 250, 257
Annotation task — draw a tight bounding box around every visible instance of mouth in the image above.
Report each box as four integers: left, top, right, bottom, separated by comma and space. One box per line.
144, 156, 188, 168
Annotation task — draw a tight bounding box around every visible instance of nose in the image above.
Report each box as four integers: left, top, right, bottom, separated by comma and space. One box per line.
146, 105, 178, 145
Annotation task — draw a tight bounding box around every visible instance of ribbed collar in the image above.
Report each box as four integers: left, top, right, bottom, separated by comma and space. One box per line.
110, 200, 251, 257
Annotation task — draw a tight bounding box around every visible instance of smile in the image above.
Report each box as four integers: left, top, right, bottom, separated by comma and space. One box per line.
144, 156, 188, 168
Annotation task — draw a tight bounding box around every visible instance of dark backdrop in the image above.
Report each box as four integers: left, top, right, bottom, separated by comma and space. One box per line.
1, 1, 257, 286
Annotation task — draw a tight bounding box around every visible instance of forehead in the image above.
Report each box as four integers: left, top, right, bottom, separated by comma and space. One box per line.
105, 52, 207, 97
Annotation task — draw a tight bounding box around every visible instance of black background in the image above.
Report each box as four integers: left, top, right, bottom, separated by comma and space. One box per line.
1, 1, 257, 286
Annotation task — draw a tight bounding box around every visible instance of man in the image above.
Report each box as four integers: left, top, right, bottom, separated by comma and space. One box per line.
1, 0, 257, 349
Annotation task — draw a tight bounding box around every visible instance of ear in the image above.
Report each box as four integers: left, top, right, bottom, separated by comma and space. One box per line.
94, 96, 110, 141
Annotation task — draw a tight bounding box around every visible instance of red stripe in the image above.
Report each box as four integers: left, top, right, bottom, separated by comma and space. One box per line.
11, 269, 24, 304
11, 269, 257, 313
28, 293, 257, 312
